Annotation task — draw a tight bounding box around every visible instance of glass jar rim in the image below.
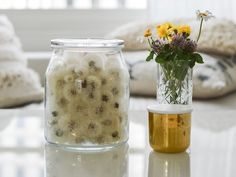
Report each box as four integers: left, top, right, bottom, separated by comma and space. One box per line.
51, 38, 124, 49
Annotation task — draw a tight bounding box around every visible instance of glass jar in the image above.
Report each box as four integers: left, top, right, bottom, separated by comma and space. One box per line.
147, 104, 192, 153
157, 61, 193, 105
45, 39, 129, 149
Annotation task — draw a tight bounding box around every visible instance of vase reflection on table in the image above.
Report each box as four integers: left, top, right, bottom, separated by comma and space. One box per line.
148, 151, 190, 177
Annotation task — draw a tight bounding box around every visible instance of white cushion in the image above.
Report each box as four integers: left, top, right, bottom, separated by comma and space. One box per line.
0, 66, 43, 108
0, 15, 43, 108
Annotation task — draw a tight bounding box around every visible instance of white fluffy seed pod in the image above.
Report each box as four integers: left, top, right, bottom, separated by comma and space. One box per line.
101, 90, 114, 104
47, 69, 66, 93
64, 74, 74, 83
63, 82, 78, 100
86, 75, 101, 90
74, 66, 89, 79
82, 53, 105, 74
78, 118, 103, 138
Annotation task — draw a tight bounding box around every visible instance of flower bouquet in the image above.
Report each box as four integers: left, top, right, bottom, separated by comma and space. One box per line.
144, 10, 214, 105
146, 11, 214, 153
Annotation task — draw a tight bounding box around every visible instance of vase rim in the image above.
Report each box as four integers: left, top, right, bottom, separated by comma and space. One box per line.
147, 104, 192, 114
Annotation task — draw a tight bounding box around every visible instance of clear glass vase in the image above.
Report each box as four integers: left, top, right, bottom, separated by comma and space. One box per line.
148, 60, 193, 153
156, 60, 193, 105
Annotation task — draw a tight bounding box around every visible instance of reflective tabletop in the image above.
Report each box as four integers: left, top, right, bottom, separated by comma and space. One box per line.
0, 109, 236, 177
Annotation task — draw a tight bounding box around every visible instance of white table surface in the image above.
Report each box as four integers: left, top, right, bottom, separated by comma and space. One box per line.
0, 108, 236, 177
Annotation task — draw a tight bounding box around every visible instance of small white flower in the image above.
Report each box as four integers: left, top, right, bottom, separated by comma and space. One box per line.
196, 10, 215, 21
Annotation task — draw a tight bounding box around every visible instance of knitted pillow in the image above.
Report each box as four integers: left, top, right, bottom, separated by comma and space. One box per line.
124, 51, 236, 98
107, 19, 236, 56
0, 15, 43, 108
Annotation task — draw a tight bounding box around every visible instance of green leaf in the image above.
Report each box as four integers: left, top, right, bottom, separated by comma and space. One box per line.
193, 53, 204, 63
146, 50, 154, 61
189, 58, 196, 68
163, 44, 170, 51
155, 55, 165, 64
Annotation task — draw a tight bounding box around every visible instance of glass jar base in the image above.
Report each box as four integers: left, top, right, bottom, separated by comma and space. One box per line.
45, 138, 128, 152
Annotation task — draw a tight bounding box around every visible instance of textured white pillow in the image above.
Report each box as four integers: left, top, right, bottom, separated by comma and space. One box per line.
0, 15, 43, 108
124, 51, 156, 96
0, 65, 43, 108
124, 51, 236, 98
107, 19, 236, 56
193, 54, 236, 98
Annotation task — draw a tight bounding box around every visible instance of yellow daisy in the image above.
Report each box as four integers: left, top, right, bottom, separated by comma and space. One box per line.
178, 25, 191, 35
156, 25, 168, 38
144, 28, 152, 37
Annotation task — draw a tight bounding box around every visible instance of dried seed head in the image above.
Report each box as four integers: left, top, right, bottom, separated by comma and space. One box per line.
68, 120, 78, 132
111, 87, 119, 96
88, 122, 96, 129
58, 97, 68, 107
70, 89, 77, 96
114, 102, 119, 108
110, 71, 120, 79
49, 119, 58, 125
55, 129, 64, 137
52, 111, 58, 117
96, 136, 104, 143
87, 76, 101, 91
88, 92, 94, 99
102, 95, 109, 102
64, 75, 74, 82
101, 119, 112, 126
95, 106, 104, 114
56, 79, 65, 88
101, 78, 107, 85
112, 131, 119, 138
82, 79, 87, 88
89, 61, 96, 67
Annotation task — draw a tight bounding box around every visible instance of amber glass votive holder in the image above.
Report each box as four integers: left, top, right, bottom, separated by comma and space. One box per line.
147, 104, 192, 153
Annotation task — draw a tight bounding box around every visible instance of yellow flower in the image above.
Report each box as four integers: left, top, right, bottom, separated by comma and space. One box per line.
144, 28, 152, 37
156, 25, 168, 38
156, 22, 175, 39
178, 25, 191, 35
167, 25, 178, 38
162, 22, 174, 29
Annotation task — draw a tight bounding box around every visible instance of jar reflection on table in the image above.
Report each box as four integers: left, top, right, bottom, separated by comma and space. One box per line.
45, 143, 129, 177
148, 151, 190, 177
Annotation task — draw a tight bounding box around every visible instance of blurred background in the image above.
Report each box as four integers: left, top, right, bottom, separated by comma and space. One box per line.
0, 0, 235, 51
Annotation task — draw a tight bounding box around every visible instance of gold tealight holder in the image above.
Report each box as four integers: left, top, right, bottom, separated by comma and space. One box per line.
147, 104, 192, 153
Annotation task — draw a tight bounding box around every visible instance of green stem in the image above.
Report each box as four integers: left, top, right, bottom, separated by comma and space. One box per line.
147, 38, 152, 49
196, 18, 203, 42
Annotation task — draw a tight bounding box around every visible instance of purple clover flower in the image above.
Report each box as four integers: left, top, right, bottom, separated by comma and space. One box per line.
170, 34, 197, 53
